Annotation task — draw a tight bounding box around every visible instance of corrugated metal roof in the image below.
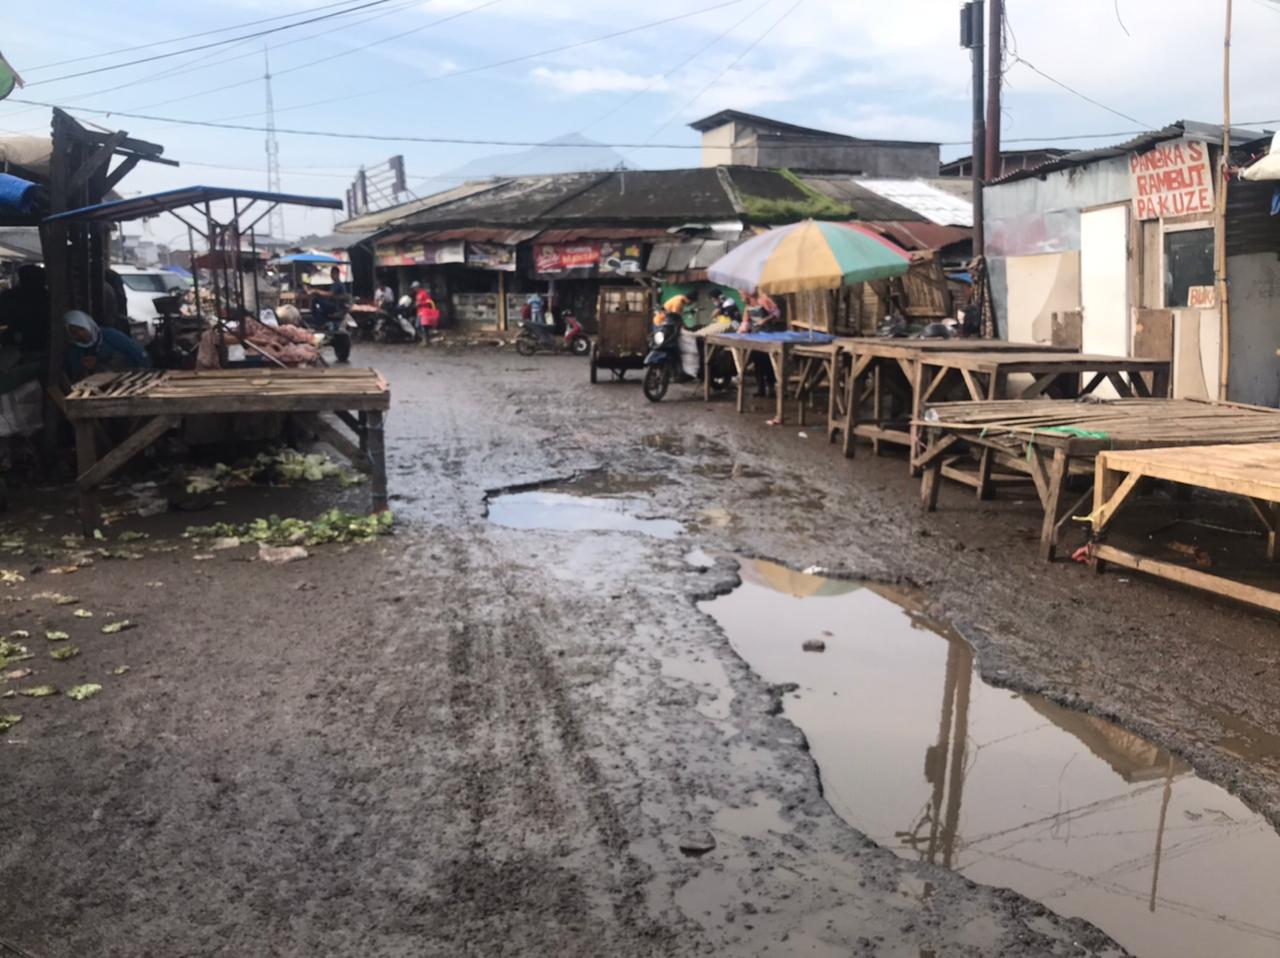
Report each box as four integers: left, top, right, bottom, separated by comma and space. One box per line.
337, 179, 510, 232
414, 227, 539, 244
645, 238, 737, 273
853, 179, 973, 227
866, 221, 972, 252
536, 227, 671, 243
300, 229, 379, 249
989, 121, 1270, 185
44, 186, 343, 223
798, 175, 923, 221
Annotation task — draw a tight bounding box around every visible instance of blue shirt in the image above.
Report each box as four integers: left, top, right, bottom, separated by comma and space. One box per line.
66, 328, 151, 381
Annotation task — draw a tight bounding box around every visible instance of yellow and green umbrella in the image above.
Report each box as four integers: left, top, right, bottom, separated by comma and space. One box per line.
707, 219, 912, 295
0, 52, 23, 102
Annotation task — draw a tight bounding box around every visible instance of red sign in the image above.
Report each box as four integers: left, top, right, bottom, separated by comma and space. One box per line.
1129, 139, 1214, 221
535, 242, 600, 274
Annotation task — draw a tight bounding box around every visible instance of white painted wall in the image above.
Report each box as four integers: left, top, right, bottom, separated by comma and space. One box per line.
1005, 251, 1081, 344
700, 124, 736, 169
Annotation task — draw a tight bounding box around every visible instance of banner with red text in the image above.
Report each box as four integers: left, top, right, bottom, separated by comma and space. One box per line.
1129, 139, 1214, 221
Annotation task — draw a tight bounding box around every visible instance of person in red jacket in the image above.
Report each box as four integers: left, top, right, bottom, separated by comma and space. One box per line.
413, 282, 440, 340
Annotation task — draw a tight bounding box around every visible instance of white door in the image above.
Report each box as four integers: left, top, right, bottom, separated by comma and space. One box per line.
1080, 205, 1130, 358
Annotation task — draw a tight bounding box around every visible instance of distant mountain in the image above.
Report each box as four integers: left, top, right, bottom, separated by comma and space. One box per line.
435, 133, 628, 185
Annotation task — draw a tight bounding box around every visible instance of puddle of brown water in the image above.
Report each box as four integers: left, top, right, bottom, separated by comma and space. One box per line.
700, 558, 1280, 958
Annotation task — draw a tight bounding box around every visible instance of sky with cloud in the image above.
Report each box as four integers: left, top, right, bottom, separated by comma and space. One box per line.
2, 0, 1277, 240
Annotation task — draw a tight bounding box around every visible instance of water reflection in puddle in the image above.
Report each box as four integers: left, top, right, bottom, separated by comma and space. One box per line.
487, 490, 683, 539
700, 558, 1280, 958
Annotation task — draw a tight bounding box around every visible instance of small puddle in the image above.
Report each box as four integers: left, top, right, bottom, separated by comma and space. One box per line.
487, 483, 683, 539
700, 558, 1280, 958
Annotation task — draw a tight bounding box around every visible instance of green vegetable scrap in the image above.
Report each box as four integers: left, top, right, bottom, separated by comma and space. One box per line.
100, 620, 135, 635
45, 630, 69, 642
338, 472, 366, 488
187, 508, 393, 548
74, 609, 94, 618
8, 630, 30, 639
185, 473, 221, 495
18, 685, 57, 698
65, 683, 101, 701
34, 591, 77, 605
0, 714, 21, 733
117, 531, 149, 542
49, 645, 79, 661
0, 569, 24, 586
111, 665, 130, 676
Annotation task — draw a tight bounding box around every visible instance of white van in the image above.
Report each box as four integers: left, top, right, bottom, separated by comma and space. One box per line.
111, 265, 185, 342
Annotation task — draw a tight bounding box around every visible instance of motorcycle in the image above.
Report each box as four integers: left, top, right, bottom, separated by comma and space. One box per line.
515, 308, 590, 357
381, 301, 419, 343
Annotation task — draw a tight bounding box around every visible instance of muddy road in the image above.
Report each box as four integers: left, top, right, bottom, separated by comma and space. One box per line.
3, 343, 1279, 957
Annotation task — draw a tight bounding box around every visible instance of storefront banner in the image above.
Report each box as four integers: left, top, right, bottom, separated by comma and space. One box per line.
535, 242, 600, 274
599, 241, 644, 275
374, 240, 465, 267
466, 241, 516, 272
1129, 139, 1214, 221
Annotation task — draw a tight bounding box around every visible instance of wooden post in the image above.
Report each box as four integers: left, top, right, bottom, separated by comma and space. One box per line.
74, 422, 100, 536
366, 410, 388, 512
1217, 0, 1233, 400
497, 270, 507, 333
1038, 448, 1069, 562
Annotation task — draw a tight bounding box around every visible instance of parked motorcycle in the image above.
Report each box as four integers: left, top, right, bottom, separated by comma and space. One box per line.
515, 308, 590, 356
643, 309, 738, 402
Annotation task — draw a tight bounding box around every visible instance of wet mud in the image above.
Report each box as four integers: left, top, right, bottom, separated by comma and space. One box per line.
2, 345, 1278, 956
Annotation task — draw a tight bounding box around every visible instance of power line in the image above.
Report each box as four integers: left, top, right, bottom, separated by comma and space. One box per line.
208, 0, 747, 123
8, 96, 1277, 153
647, 0, 805, 141
24, 0, 370, 72
1009, 53, 1151, 128
27, 0, 397, 87
576, 0, 776, 135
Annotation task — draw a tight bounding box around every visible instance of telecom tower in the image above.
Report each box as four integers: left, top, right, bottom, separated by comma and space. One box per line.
263, 47, 286, 242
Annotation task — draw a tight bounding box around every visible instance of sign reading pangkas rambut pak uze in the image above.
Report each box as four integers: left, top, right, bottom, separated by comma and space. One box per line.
1129, 139, 1214, 220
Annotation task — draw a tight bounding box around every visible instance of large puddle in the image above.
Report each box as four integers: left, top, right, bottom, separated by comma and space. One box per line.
701, 558, 1280, 958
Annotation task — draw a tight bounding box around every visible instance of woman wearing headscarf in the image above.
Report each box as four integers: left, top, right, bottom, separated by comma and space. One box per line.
64, 310, 150, 382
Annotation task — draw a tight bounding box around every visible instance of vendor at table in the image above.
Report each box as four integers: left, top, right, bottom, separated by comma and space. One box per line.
64, 309, 150, 383
737, 290, 783, 398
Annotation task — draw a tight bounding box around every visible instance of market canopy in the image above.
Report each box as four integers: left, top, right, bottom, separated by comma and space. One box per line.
707, 219, 911, 295
42, 185, 343, 224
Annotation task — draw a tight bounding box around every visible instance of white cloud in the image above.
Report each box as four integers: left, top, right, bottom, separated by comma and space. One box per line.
531, 67, 669, 96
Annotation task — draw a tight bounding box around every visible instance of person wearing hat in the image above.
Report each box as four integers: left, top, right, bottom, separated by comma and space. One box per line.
63, 309, 150, 382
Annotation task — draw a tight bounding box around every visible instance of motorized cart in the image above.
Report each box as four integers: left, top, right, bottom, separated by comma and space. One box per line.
590, 286, 651, 383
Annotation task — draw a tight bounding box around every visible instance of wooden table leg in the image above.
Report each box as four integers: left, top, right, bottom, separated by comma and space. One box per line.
74, 421, 100, 537
773, 347, 787, 423
1038, 448, 1069, 562
974, 369, 1002, 499
704, 344, 714, 402
922, 457, 943, 512
826, 352, 841, 443
871, 363, 882, 455
366, 410, 388, 512
909, 361, 927, 477
841, 356, 858, 458
735, 348, 746, 414
358, 411, 369, 456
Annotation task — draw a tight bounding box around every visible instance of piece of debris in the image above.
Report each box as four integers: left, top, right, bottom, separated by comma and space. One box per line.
18, 685, 58, 698
73, 609, 94, 618
210, 537, 242, 551
678, 831, 717, 857
258, 543, 309, 564
1168, 541, 1213, 568
45, 631, 69, 642
0, 714, 21, 732
48, 565, 80, 575
0, 569, 25, 586
100, 620, 135, 635
111, 665, 130, 676
802, 639, 827, 653
7, 630, 29, 639
192, 553, 215, 561
4, 668, 33, 680
145, 581, 164, 588
797, 431, 808, 439
65, 683, 102, 701
50, 645, 79, 661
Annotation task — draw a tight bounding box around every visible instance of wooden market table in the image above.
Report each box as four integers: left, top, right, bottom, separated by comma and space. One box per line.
1087, 443, 1280, 613
703, 331, 834, 424
831, 338, 1085, 459
914, 398, 1280, 561
65, 367, 391, 534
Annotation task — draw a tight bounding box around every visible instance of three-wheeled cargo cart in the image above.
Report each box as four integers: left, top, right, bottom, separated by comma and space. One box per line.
590, 286, 651, 383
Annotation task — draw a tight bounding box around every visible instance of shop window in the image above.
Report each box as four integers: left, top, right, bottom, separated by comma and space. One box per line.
1163, 228, 1214, 308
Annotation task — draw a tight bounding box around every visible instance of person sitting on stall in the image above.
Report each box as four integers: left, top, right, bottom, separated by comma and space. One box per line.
738, 290, 783, 398
64, 309, 150, 383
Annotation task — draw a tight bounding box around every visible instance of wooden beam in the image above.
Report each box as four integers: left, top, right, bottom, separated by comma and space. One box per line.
67, 132, 126, 195
1090, 470, 1144, 530
1092, 543, 1280, 615
77, 415, 178, 491
102, 154, 142, 194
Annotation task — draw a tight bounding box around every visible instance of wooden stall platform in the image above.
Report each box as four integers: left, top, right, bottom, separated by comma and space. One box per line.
831, 338, 1080, 460
1088, 443, 1280, 614
915, 398, 1280, 561
65, 368, 391, 534
703, 331, 833, 425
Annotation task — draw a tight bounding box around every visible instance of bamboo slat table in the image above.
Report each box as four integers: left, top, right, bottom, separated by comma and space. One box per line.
915, 398, 1280, 561
703, 331, 834, 424
1088, 443, 1280, 613
830, 338, 1080, 459
65, 367, 391, 534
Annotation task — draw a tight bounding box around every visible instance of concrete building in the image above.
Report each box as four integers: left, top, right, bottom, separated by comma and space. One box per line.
983, 120, 1280, 407
688, 110, 940, 178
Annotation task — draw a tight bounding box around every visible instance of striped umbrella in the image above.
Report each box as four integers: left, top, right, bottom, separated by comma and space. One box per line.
707, 219, 912, 295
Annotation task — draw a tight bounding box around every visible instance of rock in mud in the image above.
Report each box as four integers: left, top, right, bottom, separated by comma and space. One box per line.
678, 830, 717, 857
802, 639, 826, 653
258, 543, 309, 565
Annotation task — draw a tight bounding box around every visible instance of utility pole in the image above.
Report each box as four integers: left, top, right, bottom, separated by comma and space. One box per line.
1217, 0, 1233, 400
985, 0, 1002, 178
961, 2, 986, 257
263, 46, 286, 242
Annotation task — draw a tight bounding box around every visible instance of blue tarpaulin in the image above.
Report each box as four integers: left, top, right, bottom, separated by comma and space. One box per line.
271, 252, 342, 265
721, 331, 834, 344
0, 172, 38, 215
